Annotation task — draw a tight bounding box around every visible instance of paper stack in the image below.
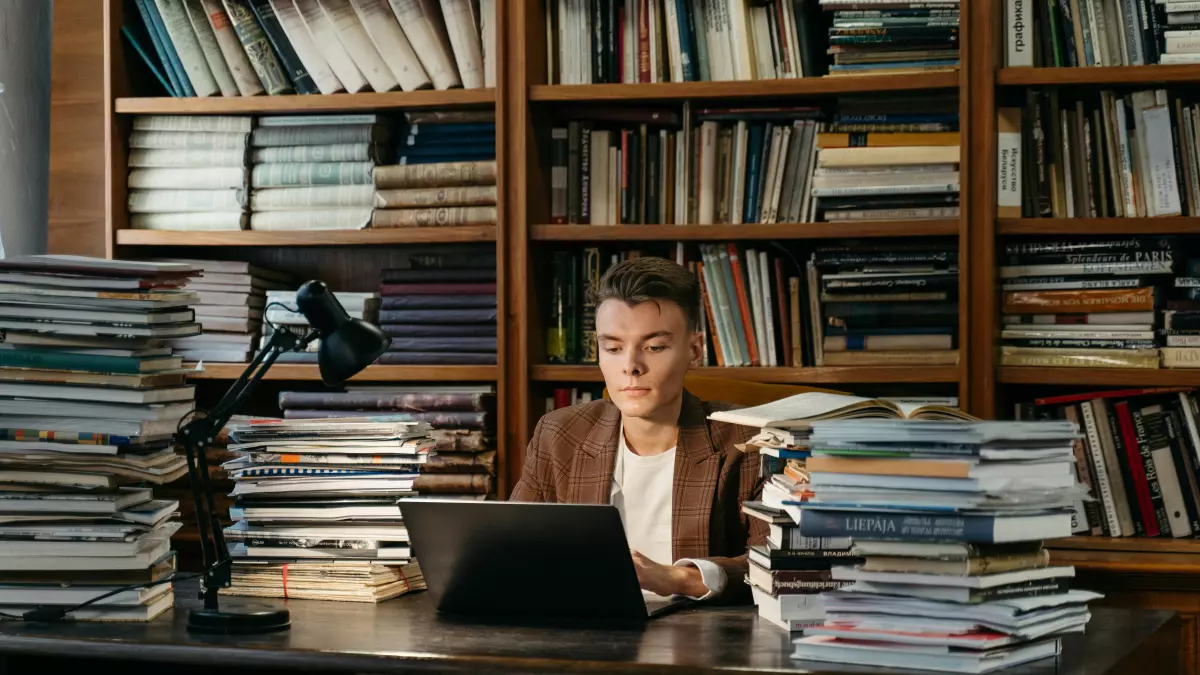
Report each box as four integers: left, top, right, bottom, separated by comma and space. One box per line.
712, 392, 972, 632
788, 418, 1101, 673
155, 259, 293, 364
220, 417, 434, 602
0, 254, 201, 621
277, 385, 497, 499
263, 290, 380, 363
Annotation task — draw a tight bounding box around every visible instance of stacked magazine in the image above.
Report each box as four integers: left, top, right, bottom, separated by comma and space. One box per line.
220, 417, 434, 602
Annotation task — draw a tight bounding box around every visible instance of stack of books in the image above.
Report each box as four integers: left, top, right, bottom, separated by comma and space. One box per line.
547, 0, 824, 83
277, 385, 496, 498
1165, 257, 1200, 369
221, 417, 433, 602
159, 259, 292, 364
1005, 0, 1184, 67
1003, 89, 1191, 220
263, 290, 380, 363
806, 242, 960, 367
249, 114, 391, 232
396, 110, 496, 166
122, 0, 494, 97
712, 392, 970, 632
999, 237, 1174, 370
813, 97, 960, 223
782, 416, 1100, 671
372, 160, 499, 229
0, 255, 203, 621
823, 1, 960, 76
376, 260, 498, 365
1022, 388, 1200, 539
126, 115, 251, 232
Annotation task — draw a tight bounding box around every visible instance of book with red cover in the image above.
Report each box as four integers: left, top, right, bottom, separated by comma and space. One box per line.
1115, 401, 1161, 537
727, 244, 760, 366
1034, 387, 1193, 407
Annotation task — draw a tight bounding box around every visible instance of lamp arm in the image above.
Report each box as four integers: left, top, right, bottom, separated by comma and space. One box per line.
177, 327, 317, 611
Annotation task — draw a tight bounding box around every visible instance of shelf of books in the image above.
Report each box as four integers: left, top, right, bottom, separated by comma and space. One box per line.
530, 221, 960, 242
116, 226, 498, 247
509, 0, 970, 485
114, 89, 496, 115
531, 365, 963, 385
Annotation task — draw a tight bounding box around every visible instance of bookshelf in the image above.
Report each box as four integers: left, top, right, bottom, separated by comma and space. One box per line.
504, 0, 976, 485
100, 0, 510, 494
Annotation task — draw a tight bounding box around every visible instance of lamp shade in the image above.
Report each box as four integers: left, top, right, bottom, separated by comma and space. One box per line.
295, 280, 389, 386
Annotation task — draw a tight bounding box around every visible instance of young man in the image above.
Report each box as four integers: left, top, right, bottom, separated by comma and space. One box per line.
511, 256, 766, 604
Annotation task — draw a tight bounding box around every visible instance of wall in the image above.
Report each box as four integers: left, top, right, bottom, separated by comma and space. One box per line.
47, 0, 105, 257
0, 0, 52, 256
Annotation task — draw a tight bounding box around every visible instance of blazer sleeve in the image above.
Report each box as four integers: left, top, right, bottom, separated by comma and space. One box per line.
698, 453, 768, 605
509, 416, 554, 502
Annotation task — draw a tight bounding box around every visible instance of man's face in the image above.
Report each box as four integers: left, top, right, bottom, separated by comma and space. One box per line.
596, 298, 703, 421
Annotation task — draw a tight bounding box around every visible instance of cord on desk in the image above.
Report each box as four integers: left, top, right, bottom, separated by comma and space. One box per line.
0, 571, 204, 623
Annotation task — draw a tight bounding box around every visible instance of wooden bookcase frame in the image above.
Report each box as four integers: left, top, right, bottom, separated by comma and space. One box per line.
101, 0, 512, 494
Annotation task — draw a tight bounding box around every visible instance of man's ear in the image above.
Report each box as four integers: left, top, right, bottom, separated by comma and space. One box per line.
689, 330, 704, 367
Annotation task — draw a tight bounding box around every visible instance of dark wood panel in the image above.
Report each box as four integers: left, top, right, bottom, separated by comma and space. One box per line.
48, 0, 106, 257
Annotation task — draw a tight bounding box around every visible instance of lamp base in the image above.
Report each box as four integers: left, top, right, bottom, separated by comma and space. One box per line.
187, 607, 291, 635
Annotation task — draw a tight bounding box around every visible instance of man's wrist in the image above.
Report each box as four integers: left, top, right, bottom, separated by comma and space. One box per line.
672, 564, 710, 598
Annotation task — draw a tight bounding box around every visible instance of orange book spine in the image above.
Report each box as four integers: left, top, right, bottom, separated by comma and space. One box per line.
727, 244, 760, 366
1003, 287, 1157, 314
815, 132, 961, 148
696, 261, 725, 367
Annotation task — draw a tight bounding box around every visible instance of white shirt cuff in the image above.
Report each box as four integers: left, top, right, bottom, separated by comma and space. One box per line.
675, 558, 727, 601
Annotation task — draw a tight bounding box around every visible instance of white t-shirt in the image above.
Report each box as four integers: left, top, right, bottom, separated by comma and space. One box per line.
610, 424, 726, 600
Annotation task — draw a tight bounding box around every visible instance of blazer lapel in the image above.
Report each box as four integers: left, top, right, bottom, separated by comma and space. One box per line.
672, 390, 721, 561
566, 400, 621, 505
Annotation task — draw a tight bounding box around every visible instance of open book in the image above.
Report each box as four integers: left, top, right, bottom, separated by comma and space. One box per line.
708, 392, 977, 430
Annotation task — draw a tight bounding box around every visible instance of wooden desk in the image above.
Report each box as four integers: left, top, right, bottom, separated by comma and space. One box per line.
0, 580, 1181, 675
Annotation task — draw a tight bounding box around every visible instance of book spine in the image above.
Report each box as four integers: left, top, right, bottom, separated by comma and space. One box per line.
1002, 287, 1157, 313
1118, 402, 1162, 536
1080, 401, 1121, 536
221, 0, 294, 94
1064, 405, 1105, 535
1139, 406, 1185, 536
371, 206, 498, 227
153, 0, 207, 95
374, 161, 497, 188
182, 0, 241, 96
438, 0, 485, 88
135, 0, 186, 95
1164, 408, 1200, 535
997, 107, 1023, 217
1094, 399, 1140, 536
798, 510, 1013, 544
294, 0, 370, 92
248, 0, 318, 93
269, 0, 344, 93
251, 162, 373, 187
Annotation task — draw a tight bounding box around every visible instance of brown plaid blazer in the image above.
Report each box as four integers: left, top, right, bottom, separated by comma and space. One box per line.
510, 390, 767, 605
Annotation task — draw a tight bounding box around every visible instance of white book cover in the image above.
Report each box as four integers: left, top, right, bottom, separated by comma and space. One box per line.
155, 0, 220, 96
387, 0, 463, 89
704, 0, 731, 81
750, 6, 775, 79
198, 0, 265, 95
674, 130, 687, 223
349, 0, 433, 91
317, 0, 400, 92
745, 251, 769, 367
726, 0, 755, 80
295, 0, 370, 92
997, 107, 1022, 217
590, 130, 611, 225
648, 0, 660, 83
758, 126, 782, 222
1002, 0, 1032, 66
1120, 0, 1145, 64
438, 0, 485, 88
480, 0, 496, 87
780, 0, 801, 77
623, 0, 636, 82
182, 0, 239, 95
758, 250, 777, 366
1143, 104, 1184, 216
730, 121, 749, 224
664, 0, 684, 82
269, 0, 344, 93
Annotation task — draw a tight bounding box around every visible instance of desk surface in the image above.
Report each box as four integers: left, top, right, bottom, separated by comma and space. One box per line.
0, 581, 1176, 675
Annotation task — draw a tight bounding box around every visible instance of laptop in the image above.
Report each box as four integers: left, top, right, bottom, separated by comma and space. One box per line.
399, 499, 689, 621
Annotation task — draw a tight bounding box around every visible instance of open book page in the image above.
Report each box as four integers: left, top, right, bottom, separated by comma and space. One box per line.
897, 402, 979, 422
708, 392, 902, 429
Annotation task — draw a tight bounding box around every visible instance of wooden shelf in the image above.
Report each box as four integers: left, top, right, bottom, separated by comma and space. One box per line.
115, 227, 497, 247
532, 365, 962, 384
998, 218, 1200, 236
529, 72, 960, 102
114, 89, 495, 115
999, 368, 1200, 386
531, 221, 960, 241
187, 364, 498, 381
1048, 537, 1200, 554
997, 65, 1200, 87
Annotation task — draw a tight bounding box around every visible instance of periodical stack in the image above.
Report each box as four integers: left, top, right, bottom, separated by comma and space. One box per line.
221, 417, 433, 602
0, 255, 202, 621
159, 259, 293, 364
823, 1, 960, 76
788, 416, 1101, 672
277, 385, 496, 499
249, 114, 391, 232
127, 115, 251, 232
376, 264, 497, 366
373, 159, 499, 229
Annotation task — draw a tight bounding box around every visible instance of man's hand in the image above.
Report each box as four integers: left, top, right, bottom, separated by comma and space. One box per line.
630, 550, 710, 598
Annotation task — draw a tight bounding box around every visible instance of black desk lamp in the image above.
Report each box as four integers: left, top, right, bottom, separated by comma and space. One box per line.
179, 280, 389, 635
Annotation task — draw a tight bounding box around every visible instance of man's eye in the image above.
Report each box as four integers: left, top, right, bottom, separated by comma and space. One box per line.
604, 346, 621, 354
647, 345, 667, 353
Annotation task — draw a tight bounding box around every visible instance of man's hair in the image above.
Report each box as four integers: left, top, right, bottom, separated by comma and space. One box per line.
594, 257, 701, 331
